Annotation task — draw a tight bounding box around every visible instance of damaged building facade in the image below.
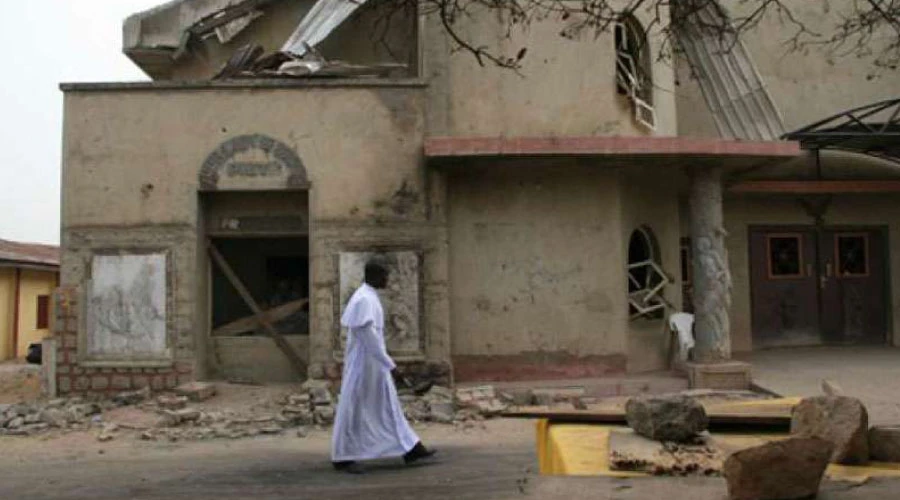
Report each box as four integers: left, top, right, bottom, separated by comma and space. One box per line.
53, 0, 900, 395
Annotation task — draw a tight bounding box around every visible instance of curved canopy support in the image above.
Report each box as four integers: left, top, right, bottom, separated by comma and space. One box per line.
783, 98, 900, 163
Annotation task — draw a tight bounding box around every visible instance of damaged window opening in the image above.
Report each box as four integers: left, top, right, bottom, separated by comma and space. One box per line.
615, 15, 656, 131
628, 226, 671, 320
211, 237, 310, 337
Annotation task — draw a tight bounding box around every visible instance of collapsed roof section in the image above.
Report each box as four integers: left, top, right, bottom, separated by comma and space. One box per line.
124, 0, 374, 80
124, 0, 281, 79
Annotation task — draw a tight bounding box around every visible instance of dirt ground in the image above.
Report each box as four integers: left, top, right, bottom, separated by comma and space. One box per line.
0, 360, 41, 404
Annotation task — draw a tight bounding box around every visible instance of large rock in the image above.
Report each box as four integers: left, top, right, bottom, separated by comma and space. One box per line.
790, 396, 868, 464
869, 426, 900, 462
625, 395, 708, 442
724, 437, 832, 500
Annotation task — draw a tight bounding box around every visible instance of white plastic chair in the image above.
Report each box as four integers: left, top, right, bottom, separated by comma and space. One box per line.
668, 312, 695, 364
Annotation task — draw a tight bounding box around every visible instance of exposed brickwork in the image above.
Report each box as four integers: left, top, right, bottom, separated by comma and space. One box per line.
53, 286, 194, 397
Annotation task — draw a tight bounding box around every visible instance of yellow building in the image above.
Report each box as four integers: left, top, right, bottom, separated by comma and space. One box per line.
0, 239, 59, 361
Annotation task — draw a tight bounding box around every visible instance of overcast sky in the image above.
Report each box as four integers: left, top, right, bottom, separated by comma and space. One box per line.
0, 1, 161, 245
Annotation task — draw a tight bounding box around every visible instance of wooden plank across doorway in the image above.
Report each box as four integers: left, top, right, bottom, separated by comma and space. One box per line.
206, 239, 307, 378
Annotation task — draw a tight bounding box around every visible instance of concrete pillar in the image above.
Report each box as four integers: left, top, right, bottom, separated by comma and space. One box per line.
689, 166, 731, 362
687, 166, 750, 389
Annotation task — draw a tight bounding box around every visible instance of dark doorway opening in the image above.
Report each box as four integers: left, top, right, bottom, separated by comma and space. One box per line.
211, 237, 309, 336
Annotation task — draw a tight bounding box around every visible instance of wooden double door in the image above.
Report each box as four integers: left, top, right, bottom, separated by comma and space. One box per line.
750, 226, 888, 347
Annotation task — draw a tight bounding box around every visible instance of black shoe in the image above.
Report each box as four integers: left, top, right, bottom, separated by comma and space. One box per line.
403, 442, 437, 465
333, 461, 365, 474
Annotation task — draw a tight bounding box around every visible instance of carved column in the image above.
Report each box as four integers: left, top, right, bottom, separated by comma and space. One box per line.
689, 165, 732, 363
686, 165, 750, 390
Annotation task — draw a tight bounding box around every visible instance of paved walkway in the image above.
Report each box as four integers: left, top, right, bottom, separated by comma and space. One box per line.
744, 346, 900, 425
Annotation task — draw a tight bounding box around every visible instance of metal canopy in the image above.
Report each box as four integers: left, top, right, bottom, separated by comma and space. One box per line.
783, 98, 900, 162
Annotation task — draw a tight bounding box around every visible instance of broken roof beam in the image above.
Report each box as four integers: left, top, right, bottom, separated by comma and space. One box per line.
123, 0, 278, 78
281, 0, 370, 57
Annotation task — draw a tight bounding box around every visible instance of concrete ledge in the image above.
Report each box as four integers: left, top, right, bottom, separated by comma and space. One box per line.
686, 361, 752, 390
425, 136, 802, 159
60, 79, 428, 92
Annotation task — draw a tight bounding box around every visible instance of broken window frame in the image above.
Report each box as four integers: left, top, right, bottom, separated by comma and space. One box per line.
628, 227, 673, 320
615, 16, 657, 131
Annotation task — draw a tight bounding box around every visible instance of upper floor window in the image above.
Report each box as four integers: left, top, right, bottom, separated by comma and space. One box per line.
615, 15, 656, 130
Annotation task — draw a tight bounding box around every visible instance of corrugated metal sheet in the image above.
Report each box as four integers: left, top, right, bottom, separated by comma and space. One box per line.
675, 3, 785, 141
281, 0, 370, 56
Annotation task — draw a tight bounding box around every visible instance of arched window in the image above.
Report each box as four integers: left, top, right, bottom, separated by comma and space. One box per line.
615, 15, 656, 130
628, 226, 669, 319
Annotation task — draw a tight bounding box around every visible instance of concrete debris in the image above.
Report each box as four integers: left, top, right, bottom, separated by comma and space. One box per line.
790, 396, 869, 464
723, 437, 832, 500
113, 386, 152, 406
157, 394, 189, 411
174, 382, 217, 402
821, 379, 844, 397
313, 405, 335, 425
455, 386, 507, 417
625, 395, 709, 443
609, 429, 722, 476
0, 383, 507, 441
868, 426, 900, 462
508, 389, 535, 407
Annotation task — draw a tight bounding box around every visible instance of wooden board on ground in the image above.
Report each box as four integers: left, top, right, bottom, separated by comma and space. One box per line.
504, 397, 801, 428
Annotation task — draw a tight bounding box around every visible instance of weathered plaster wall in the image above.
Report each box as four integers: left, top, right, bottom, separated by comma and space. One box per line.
15, 270, 57, 357
60, 83, 448, 390
620, 168, 684, 372
677, 0, 900, 138
725, 195, 900, 352
446, 161, 628, 381
423, 4, 677, 138
163, 1, 418, 80
0, 268, 14, 360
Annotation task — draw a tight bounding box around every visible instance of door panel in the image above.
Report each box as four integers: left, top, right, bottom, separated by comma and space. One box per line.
750, 228, 821, 347
819, 229, 886, 344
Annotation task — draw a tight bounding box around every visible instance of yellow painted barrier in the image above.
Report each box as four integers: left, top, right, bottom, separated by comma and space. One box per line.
537, 419, 900, 482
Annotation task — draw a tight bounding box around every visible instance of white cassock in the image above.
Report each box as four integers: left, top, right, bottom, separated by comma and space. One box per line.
331, 283, 420, 462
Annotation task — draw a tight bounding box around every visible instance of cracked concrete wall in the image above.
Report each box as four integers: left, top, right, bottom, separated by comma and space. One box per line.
620, 167, 685, 373
423, 3, 677, 138
677, 0, 900, 138
61, 83, 449, 382
446, 160, 629, 381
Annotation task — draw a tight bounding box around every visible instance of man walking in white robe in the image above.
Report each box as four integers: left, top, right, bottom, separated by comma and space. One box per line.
332, 259, 436, 473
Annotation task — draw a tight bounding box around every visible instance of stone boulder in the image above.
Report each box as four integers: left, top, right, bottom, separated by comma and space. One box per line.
625, 395, 708, 443
790, 396, 868, 464
724, 437, 832, 500
869, 426, 900, 462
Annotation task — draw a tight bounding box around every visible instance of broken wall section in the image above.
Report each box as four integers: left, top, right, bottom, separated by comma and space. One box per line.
126, 0, 419, 81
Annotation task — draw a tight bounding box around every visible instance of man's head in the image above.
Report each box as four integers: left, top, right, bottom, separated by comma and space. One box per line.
364, 259, 390, 289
